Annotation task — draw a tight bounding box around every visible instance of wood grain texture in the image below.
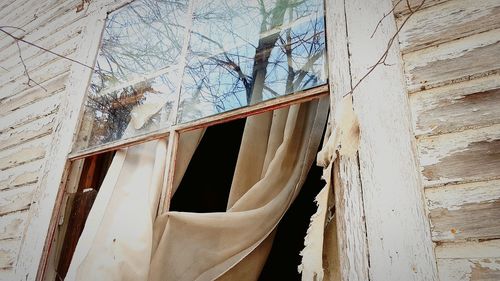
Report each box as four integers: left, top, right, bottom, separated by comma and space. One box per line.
437, 258, 500, 281
0, 185, 34, 216
392, 0, 449, 17
426, 179, 500, 241
0, 210, 29, 241
0, 136, 49, 172
0, 113, 56, 152
410, 74, 500, 137
0, 93, 60, 133
346, 0, 438, 280
324, 0, 370, 280
418, 124, 500, 187
0, 73, 67, 112
398, 0, 500, 53
403, 28, 500, 93
14, 8, 108, 281
0, 239, 21, 269
0, 159, 43, 192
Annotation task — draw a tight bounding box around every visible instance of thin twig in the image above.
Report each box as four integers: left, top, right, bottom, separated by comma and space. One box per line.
370, 0, 403, 38
346, 0, 426, 97
16, 40, 47, 91
0, 28, 94, 70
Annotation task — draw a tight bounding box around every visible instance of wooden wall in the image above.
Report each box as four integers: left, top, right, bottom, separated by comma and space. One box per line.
0, 1, 88, 279
395, 0, 500, 280
0, 0, 498, 280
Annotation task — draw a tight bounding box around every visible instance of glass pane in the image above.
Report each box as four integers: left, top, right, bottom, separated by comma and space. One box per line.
92, 0, 189, 91
74, 0, 188, 152
74, 71, 178, 152
177, 0, 326, 123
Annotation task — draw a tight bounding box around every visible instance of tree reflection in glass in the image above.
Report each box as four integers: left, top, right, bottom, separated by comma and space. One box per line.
75, 0, 188, 151
178, 0, 326, 123
73, 0, 327, 152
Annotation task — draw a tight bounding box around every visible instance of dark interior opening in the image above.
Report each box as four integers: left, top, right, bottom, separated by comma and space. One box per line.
170, 115, 325, 280
170, 117, 246, 212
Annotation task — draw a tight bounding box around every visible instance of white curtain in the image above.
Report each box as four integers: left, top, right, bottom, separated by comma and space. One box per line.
66, 97, 328, 281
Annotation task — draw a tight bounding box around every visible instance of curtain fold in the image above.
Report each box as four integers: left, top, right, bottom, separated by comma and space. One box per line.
65, 97, 328, 281
149, 97, 329, 281
66, 140, 167, 281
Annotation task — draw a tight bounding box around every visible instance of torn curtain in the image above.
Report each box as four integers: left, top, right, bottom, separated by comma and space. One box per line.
65, 97, 329, 281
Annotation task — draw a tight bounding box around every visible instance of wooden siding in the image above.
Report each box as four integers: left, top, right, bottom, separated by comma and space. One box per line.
0, 0, 93, 278
396, 0, 500, 280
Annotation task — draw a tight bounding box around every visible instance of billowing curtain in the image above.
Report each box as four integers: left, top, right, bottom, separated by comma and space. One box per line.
65, 97, 328, 281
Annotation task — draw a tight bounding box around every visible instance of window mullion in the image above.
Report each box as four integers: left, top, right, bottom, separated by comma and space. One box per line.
167, 0, 196, 126
158, 130, 180, 214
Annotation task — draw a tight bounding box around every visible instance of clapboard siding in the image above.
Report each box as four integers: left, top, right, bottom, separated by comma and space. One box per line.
418, 124, 500, 187
0, 210, 29, 241
426, 180, 500, 241
398, 0, 500, 53
0, 159, 43, 192
403, 28, 500, 93
398, 0, 500, 280
392, 0, 450, 16
410, 74, 500, 137
436, 240, 500, 281
0, 29, 81, 84
0, 113, 57, 152
0, 93, 60, 133
0, 185, 34, 216
0, 0, 113, 277
0, 72, 68, 109
0, 239, 21, 269
0, 59, 72, 100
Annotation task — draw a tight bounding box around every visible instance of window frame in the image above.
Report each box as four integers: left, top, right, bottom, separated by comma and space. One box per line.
38, 0, 331, 279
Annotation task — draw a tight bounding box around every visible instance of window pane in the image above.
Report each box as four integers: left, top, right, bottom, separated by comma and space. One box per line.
74, 0, 188, 152
74, 70, 178, 152
177, 0, 326, 123
93, 0, 188, 90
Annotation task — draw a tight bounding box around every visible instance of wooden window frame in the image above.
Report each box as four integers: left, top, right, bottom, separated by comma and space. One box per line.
36, 0, 331, 279
19, 1, 439, 280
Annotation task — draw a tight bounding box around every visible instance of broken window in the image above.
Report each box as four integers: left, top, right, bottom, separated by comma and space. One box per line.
42, 0, 332, 280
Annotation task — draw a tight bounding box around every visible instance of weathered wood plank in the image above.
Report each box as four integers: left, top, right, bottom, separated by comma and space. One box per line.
436, 240, 500, 280
398, 0, 500, 53
345, 0, 438, 280
0, 93, 60, 133
436, 240, 500, 259
0, 268, 15, 280
404, 28, 500, 92
0, 28, 80, 82
0, 185, 35, 216
0, 113, 56, 152
0, 1, 83, 58
419, 124, 500, 187
410, 73, 500, 137
0, 159, 43, 191
325, 0, 370, 279
0, 239, 20, 269
392, 0, 449, 17
0, 210, 29, 241
0, 59, 72, 100
426, 180, 500, 241
437, 258, 500, 281
0, 135, 49, 171
15, 8, 108, 280
0, 15, 83, 71
0, 72, 67, 109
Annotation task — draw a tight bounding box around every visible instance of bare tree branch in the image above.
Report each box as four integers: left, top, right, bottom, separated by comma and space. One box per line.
16, 40, 47, 91
346, 0, 426, 97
